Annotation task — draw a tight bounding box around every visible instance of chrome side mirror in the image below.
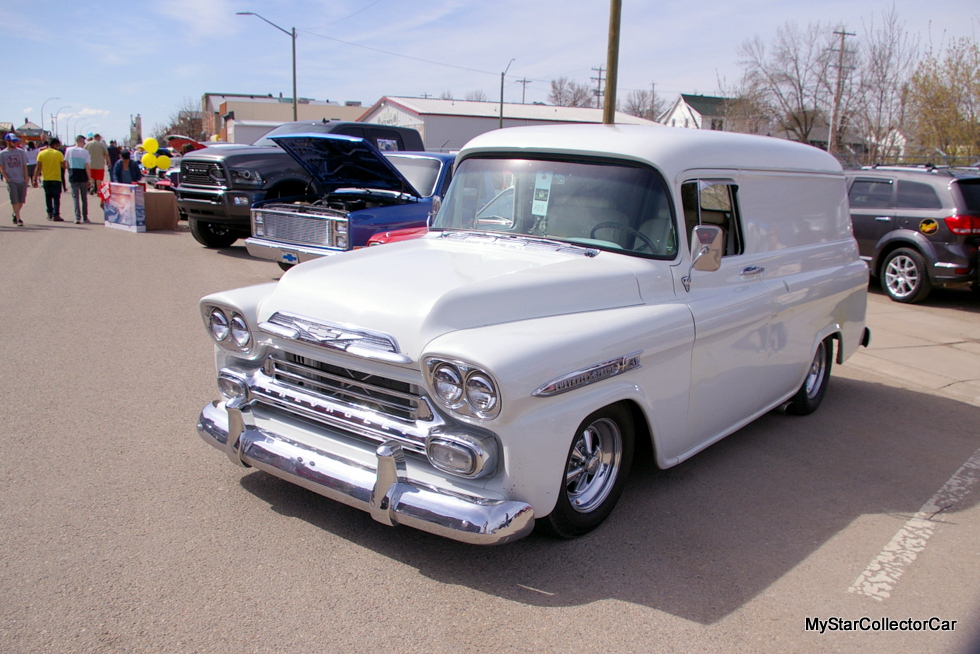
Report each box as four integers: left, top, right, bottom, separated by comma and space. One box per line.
681, 225, 723, 292
427, 195, 442, 227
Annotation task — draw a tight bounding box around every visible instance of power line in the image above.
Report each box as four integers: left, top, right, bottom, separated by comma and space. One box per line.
514, 78, 532, 104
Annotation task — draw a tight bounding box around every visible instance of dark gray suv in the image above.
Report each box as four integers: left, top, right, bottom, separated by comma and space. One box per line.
846, 166, 980, 303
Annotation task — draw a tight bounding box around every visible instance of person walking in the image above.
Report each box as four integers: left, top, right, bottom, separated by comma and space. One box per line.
65, 135, 91, 224
33, 137, 65, 221
107, 140, 120, 168
110, 150, 142, 183
84, 133, 110, 196
26, 142, 38, 186
0, 133, 29, 226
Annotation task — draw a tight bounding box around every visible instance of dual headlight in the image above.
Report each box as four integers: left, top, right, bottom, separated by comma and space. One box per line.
205, 305, 252, 352
424, 357, 500, 420
230, 168, 264, 186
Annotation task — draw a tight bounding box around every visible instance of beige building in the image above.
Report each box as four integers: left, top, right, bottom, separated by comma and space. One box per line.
201, 93, 365, 142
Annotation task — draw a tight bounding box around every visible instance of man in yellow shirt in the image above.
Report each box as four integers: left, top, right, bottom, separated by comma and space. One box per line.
33, 138, 66, 221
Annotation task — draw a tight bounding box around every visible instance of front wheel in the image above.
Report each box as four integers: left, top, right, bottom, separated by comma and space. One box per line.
786, 337, 834, 415
189, 218, 239, 249
539, 404, 634, 538
881, 248, 931, 303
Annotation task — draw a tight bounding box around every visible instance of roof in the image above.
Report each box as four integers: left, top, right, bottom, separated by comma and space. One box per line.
363, 97, 655, 125
679, 94, 729, 117
460, 124, 843, 182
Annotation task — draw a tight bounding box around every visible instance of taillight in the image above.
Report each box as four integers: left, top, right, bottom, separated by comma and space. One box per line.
943, 214, 980, 235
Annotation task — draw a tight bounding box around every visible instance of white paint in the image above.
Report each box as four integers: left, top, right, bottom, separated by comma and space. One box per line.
848, 448, 980, 601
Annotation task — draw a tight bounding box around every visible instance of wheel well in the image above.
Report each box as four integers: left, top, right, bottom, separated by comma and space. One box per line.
265, 180, 310, 200
618, 400, 656, 469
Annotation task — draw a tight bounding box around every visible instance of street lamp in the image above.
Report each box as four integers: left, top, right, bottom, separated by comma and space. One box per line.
40, 97, 59, 134
237, 11, 297, 121
499, 58, 515, 129
53, 105, 72, 141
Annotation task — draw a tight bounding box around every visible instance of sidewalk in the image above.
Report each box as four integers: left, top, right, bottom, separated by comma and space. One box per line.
841, 289, 980, 407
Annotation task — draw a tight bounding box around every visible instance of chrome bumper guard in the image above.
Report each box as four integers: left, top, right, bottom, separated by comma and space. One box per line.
197, 400, 534, 545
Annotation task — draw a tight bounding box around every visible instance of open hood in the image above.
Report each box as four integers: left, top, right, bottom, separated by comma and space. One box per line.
271, 133, 421, 197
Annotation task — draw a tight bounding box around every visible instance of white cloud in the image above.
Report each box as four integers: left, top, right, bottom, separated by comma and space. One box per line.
23, 107, 33, 114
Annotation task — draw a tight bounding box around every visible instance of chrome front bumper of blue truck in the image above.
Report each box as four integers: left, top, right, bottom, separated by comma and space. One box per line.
197, 400, 535, 545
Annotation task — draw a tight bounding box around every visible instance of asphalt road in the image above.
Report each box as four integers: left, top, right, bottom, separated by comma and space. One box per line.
2, 193, 979, 653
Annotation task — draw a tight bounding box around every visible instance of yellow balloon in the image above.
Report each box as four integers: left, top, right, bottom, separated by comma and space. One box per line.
142, 138, 159, 154
141, 153, 158, 169
156, 155, 171, 170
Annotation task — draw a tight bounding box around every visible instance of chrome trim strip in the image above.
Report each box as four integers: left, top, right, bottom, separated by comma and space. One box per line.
262, 312, 411, 364
532, 352, 643, 397
246, 237, 344, 264
196, 402, 534, 545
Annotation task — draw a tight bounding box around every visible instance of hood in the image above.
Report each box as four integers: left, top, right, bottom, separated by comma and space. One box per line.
258, 235, 643, 362
271, 133, 421, 197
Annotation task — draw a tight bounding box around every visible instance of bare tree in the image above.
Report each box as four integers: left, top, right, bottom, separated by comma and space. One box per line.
620, 88, 667, 121
465, 90, 489, 102
738, 22, 838, 143
153, 97, 204, 140
439, 90, 454, 101
852, 7, 918, 163
548, 77, 593, 107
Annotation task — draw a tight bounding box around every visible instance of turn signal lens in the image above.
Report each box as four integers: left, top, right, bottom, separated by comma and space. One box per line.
427, 439, 476, 476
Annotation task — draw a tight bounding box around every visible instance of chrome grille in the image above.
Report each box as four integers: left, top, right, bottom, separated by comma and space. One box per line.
267, 353, 430, 423
181, 161, 225, 187
263, 212, 330, 246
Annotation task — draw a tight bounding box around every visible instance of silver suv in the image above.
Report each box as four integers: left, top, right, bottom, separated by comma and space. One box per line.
846, 166, 980, 303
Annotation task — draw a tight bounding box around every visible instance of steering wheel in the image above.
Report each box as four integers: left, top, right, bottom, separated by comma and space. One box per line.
590, 222, 657, 253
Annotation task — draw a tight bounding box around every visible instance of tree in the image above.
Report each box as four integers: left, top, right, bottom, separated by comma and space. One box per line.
737, 22, 839, 144
908, 37, 980, 158
549, 77, 593, 107
153, 97, 204, 140
620, 88, 667, 122
851, 7, 918, 163
465, 90, 489, 102
439, 90, 454, 100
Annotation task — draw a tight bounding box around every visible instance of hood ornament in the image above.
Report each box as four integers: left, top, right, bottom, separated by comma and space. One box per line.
259, 312, 411, 364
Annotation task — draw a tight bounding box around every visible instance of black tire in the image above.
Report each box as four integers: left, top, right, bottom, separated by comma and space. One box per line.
277, 262, 295, 272
786, 337, 834, 416
881, 247, 932, 303
539, 403, 634, 538
189, 218, 238, 249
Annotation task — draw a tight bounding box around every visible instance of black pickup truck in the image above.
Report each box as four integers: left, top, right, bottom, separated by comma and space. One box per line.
176, 120, 424, 248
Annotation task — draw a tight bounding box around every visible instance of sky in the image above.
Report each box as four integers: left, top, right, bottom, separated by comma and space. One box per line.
3, 0, 978, 144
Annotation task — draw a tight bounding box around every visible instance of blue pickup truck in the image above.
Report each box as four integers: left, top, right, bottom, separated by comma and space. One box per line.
244, 133, 454, 270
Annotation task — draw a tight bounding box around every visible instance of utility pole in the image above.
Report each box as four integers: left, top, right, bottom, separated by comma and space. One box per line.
828, 28, 855, 155
603, 0, 621, 123
591, 66, 606, 110
515, 78, 532, 104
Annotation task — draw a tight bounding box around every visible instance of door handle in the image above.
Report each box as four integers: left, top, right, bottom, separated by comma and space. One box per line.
740, 266, 765, 276
875, 216, 892, 222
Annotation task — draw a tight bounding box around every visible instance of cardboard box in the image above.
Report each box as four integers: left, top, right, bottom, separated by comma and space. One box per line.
143, 189, 179, 231
104, 183, 145, 232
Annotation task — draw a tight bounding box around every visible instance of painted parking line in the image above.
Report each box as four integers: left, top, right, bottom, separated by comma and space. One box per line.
847, 448, 980, 602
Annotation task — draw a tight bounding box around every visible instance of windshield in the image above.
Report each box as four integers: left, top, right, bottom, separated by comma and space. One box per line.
386, 155, 442, 197
252, 123, 330, 147
432, 157, 677, 257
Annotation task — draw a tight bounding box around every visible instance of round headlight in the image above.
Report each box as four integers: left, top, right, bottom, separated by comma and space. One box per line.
230, 314, 251, 349
208, 308, 229, 342
465, 373, 498, 413
432, 363, 463, 404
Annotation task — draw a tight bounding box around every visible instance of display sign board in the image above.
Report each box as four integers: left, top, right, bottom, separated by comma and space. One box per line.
104, 183, 146, 232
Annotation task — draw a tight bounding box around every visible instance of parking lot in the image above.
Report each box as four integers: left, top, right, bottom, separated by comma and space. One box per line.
1, 196, 979, 653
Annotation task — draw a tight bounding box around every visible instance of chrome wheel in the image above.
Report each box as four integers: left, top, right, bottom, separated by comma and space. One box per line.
565, 417, 623, 513
803, 341, 827, 399
883, 253, 919, 299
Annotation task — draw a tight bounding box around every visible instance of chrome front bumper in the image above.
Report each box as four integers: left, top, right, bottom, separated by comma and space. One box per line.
197, 400, 535, 545
244, 237, 343, 264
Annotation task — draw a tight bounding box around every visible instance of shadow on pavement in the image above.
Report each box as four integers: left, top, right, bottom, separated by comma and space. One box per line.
868, 283, 980, 314
238, 375, 980, 623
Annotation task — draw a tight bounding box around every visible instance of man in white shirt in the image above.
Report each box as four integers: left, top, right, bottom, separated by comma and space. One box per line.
65, 135, 92, 224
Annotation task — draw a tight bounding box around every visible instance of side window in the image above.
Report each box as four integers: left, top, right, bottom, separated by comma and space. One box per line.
681, 180, 743, 256
848, 178, 893, 208
896, 180, 942, 209
333, 126, 365, 140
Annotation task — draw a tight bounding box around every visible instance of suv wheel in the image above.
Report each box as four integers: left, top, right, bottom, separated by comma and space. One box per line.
881, 248, 932, 303
189, 218, 239, 249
